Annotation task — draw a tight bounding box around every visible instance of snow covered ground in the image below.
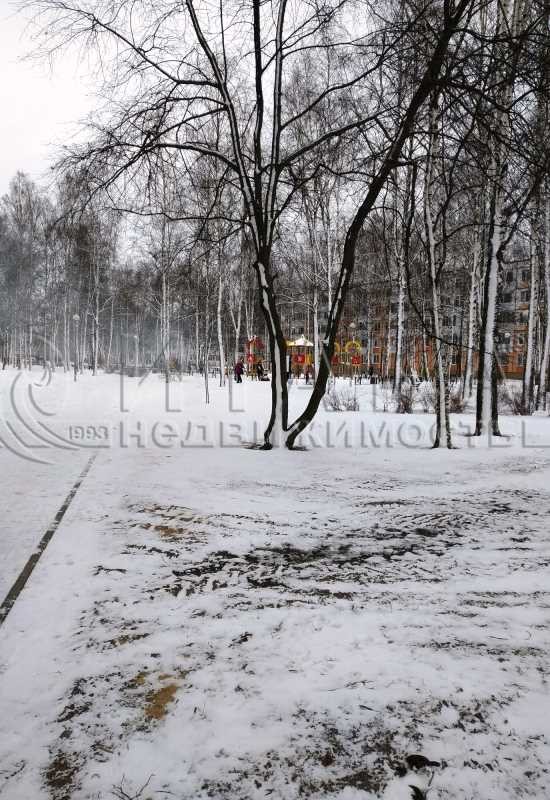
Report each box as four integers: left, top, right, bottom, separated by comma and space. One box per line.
1, 368, 549, 799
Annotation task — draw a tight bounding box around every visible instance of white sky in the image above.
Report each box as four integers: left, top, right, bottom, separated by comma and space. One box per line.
0, 1, 93, 196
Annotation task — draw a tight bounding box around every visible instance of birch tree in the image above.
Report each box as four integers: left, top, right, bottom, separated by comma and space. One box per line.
474, 0, 528, 435
422, 94, 453, 448
537, 186, 550, 409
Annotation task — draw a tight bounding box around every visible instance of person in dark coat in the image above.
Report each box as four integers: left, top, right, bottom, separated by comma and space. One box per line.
234, 359, 244, 383
255, 361, 264, 380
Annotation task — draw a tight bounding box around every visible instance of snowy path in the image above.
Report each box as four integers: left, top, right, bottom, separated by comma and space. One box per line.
1, 442, 549, 800
0, 449, 96, 600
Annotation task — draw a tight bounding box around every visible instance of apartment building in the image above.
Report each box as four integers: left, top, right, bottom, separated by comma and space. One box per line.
253, 250, 539, 383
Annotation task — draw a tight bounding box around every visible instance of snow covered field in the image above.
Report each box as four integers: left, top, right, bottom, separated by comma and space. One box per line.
1, 368, 549, 799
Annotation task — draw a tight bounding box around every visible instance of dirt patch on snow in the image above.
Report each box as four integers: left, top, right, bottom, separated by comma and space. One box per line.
44, 750, 83, 800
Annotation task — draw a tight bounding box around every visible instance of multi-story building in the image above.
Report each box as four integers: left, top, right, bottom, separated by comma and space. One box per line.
496, 257, 531, 380
250, 248, 540, 383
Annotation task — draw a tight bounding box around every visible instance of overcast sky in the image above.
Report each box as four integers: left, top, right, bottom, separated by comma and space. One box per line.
0, 2, 93, 197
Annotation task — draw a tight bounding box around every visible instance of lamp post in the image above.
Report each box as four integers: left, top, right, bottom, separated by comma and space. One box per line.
72, 314, 80, 382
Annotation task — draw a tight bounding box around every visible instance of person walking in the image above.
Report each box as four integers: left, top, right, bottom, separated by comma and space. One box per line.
234, 358, 244, 383
255, 360, 264, 380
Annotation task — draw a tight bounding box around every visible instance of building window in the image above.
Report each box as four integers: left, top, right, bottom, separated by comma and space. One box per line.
521, 269, 530, 283
502, 292, 512, 303
506, 271, 514, 283
520, 289, 529, 302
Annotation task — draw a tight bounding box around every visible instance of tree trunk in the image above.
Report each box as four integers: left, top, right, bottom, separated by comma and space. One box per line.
161, 271, 170, 384
463, 234, 479, 400
195, 304, 200, 373
203, 277, 211, 404
107, 295, 114, 371
229, 261, 244, 365
537, 191, 550, 409
522, 220, 539, 413
491, 354, 501, 435
475, 0, 519, 434
393, 272, 405, 400
424, 94, 452, 449
313, 285, 320, 379
475, 155, 502, 435
92, 259, 100, 376
255, 256, 288, 447
217, 271, 226, 386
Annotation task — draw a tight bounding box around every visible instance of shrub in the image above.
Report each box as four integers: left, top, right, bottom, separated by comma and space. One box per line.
324, 387, 359, 411
449, 382, 466, 413
498, 384, 523, 415
397, 380, 415, 413
417, 381, 435, 413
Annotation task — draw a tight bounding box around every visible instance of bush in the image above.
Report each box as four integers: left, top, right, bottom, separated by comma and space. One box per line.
324, 387, 359, 411
417, 381, 436, 413
498, 384, 523, 415
449, 382, 466, 413
397, 380, 415, 413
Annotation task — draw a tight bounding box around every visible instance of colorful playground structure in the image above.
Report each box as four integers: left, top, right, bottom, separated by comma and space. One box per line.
245, 335, 364, 377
